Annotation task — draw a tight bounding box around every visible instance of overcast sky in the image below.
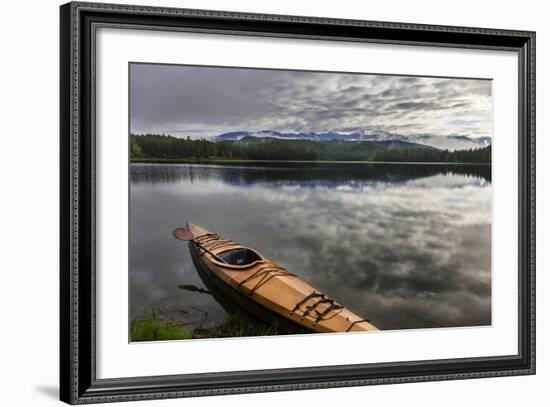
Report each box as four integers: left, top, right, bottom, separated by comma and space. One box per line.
130, 63, 492, 140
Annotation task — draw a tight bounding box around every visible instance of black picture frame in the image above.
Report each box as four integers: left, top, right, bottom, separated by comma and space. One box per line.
60, 1, 536, 404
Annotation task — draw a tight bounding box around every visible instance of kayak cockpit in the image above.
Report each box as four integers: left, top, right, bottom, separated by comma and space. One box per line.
218, 248, 262, 266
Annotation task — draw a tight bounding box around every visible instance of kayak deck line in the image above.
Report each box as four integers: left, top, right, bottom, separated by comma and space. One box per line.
291, 291, 345, 326
236, 265, 297, 295
185, 223, 379, 333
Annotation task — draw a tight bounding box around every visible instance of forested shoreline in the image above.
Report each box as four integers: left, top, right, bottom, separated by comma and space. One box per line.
130, 134, 491, 163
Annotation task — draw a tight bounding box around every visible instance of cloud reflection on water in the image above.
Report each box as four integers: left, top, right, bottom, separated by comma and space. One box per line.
130, 163, 491, 331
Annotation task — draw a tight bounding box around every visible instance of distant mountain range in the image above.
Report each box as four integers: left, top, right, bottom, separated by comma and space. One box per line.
234, 135, 436, 151
214, 130, 491, 151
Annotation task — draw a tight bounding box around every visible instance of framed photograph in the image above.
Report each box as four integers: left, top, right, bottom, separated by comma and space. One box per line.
60, 1, 535, 404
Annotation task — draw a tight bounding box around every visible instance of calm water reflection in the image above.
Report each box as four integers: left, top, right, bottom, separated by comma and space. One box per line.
130, 162, 491, 331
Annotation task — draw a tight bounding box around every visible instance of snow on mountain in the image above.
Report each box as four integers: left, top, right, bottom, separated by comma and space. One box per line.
214, 130, 491, 151
413, 135, 491, 151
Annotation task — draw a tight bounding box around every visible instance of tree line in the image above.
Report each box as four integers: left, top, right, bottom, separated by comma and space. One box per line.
131, 134, 319, 161
370, 145, 491, 163
130, 134, 491, 163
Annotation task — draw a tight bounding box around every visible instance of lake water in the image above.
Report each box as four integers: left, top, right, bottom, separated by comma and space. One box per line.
130, 162, 491, 333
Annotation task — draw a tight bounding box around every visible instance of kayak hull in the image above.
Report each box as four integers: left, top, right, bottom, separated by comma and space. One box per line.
186, 223, 378, 334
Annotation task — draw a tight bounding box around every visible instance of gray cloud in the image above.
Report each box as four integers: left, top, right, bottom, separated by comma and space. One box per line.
130, 63, 492, 140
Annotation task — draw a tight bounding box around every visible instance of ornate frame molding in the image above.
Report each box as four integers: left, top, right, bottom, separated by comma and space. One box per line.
60, 2, 535, 404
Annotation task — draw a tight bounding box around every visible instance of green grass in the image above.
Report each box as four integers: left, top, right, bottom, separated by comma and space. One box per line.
131, 309, 312, 341
130, 316, 192, 342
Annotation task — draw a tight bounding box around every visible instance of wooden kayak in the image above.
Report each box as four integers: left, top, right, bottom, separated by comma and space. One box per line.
185, 223, 378, 334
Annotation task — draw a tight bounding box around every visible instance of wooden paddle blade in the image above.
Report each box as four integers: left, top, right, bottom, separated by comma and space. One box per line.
173, 227, 194, 241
